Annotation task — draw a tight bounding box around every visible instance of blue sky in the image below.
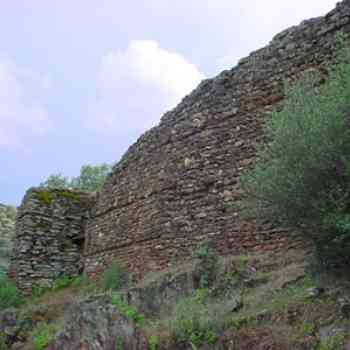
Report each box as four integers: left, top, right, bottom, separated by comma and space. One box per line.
0, 0, 337, 205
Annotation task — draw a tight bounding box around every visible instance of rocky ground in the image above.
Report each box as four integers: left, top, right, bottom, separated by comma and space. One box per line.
2, 248, 350, 349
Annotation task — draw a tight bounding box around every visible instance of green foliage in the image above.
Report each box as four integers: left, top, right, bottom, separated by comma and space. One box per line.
52, 275, 74, 291
31, 284, 49, 298
0, 275, 24, 310
71, 164, 112, 192
0, 205, 16, 275
102, 260, 130, 291
111, 294, 145, 325
73, 277, 98, 295
148, 335, 159, 350
299, 321, 315, 336
169, 291, 218, 348
35, 190, 53, 205
115, 336, 124, 350
193, 241, 221, 289
242, 35, 350, 267
0, 332, 8, 350
40, 174, 70, 189
40, 163, 111, 193
229, 316, 255, 331
31, 275, 85, 297
32, 323, 59, 350
318, 333, 346, 350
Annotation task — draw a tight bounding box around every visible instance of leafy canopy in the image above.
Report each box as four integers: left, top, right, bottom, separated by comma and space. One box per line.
242, 35, 350, 266
40, 163, 111, 193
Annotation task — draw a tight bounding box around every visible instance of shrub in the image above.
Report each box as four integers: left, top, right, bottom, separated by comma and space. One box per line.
52, 275, 85, 291
193, 241, 221, 289
32, 323, 59, 350
242, 34, 350, 267
318, 333, 346, 350
148, 335, 159, 350
74, 277, 98, 295
169, 291, 219, 348
0, 332, 8, 350
52, 275, 74, 291
102, 260, 130, 291
0, 276, 24, 310
110, 294, 145, 325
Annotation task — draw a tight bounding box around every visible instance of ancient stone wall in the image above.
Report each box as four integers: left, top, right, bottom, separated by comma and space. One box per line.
9, 188, 95, 293
84, 0, 350, 278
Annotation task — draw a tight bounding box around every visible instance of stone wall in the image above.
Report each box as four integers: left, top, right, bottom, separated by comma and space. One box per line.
84, 0, 350, 278
9, 188, 95, 293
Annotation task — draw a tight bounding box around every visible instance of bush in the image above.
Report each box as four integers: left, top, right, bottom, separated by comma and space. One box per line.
242, 35, 350, 267
102, 260, 130, 291
193, 241, 221, 289
32, 323, 59, 350
169, 291, 219, 348
0, 333, 8, 350
148, 335, 159, 350
110, 294, 145, 325
40, 163, 111, 193
0, 276, 24, 310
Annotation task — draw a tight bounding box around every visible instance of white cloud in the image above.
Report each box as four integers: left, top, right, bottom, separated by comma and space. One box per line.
0, 60, 50, 151
88, 40, 205, 133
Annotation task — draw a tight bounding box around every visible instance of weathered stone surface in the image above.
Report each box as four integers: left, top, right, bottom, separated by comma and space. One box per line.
125, 269, 195, 316
84, 1, 350, 278
48, 295, 147, 350
9, 188, 95, 294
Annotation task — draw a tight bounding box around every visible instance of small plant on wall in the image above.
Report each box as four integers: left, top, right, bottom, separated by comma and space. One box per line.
102, 259, 130, 291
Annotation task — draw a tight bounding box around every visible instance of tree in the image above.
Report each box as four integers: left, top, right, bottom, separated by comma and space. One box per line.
71, 164, 111, 192
242, 36, 350, 267
41, 163, 112, 193
40, 174, 70, 189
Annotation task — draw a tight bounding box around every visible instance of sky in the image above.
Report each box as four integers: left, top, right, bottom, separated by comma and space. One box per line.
0, 0, 338, 205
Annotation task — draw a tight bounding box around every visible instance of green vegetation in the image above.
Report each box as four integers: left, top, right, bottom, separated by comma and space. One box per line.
1, 250, 350, 349
0, 204, 16, 275
148, 335, 159, 350
52, 275, 76, 291
193, 241, 221, 289
32, 323, 60, 350
115, 336, 124, 350
111, 294, 145, 325
242, 35, 350, 267
35, 190, 54, 205
31, 275, 89, 297
169, 290, 219, 348
0, 275, 24, 310
0, 332, 8, 350
102, 259, 130, 291
318, 333, 346, 350
40, 163, 111, 193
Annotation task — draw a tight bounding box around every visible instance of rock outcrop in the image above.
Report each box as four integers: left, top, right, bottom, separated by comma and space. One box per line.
48, 295, 147, 350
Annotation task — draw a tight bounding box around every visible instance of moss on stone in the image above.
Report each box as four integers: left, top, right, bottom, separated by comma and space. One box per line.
57, 190, 83, 202
35, 191, 54, 205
